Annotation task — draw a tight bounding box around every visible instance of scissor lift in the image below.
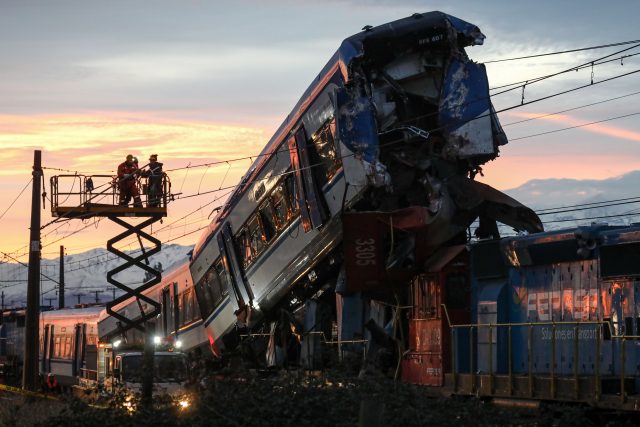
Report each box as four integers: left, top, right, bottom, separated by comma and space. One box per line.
50, 173, 171, 335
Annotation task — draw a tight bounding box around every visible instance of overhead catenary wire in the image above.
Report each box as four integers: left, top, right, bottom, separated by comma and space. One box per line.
489, 43, 640, 94
483, 39, 640, 64
501, 89, 640, 127
510, 111, 640, 141
0, 178, 33, 224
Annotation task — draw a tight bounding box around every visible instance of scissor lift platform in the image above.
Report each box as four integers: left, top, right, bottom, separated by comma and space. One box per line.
50, 174, 169, 219
49, 173, 170, 333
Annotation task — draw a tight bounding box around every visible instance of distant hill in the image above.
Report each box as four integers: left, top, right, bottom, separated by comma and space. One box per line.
0, 243, 193, 307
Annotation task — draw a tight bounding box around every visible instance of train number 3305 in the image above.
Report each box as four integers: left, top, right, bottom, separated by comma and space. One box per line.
354, 238, 376, 266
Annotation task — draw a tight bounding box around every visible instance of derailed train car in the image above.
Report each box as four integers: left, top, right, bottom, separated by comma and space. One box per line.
404, 224, 640, 410
189, 11, 541, 363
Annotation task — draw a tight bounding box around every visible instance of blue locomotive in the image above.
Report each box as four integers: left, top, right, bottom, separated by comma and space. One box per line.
404, 224, 640, 410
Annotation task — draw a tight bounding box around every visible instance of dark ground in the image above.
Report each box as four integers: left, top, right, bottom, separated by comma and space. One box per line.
1, 370, 639, 427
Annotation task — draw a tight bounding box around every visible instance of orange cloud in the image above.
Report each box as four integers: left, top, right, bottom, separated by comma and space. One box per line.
0, 113, 269, 255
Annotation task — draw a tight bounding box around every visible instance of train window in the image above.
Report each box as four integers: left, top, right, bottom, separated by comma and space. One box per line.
176, 290, 183, 327
247, 215, 265, 258
285, 173, 298, 216
195, 269, 215, 319
235, 228, 251, 268
235, 215, 266, 269
272, 184, 289, 229
259, 202, 277, 242
54, 336, 62, 358
215, 259, 230, 294
63, 336, 73, 359
182, 290, 194, 326
190, 258, 233, 319
310, 118, 341, 185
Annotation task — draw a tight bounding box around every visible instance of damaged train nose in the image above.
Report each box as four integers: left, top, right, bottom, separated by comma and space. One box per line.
335, 11, 543, 292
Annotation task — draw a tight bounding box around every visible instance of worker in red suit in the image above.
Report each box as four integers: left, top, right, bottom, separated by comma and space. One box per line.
117, 154, 143, 207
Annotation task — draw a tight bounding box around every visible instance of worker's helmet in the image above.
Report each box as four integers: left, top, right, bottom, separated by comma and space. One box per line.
126, 154, 134, 161
149, 154, 158, 161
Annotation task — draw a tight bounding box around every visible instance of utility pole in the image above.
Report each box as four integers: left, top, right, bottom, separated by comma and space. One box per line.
23, 149, 42, 391
74, 293, 83, 305
0, 291, 4, 325
93, 290, 104, 304
59, 245, 65, 309
46, 297, 55, 306
111, 287, 116, 301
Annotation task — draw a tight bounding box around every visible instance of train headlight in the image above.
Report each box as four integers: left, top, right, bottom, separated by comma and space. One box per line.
175, 339, 183, 349
153, 336, 162, 345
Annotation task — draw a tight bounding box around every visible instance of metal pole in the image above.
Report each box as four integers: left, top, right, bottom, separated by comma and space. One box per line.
528, 324, 533, 398
621, 337, 626, 403
489, 324, 493, 394
595, 324, 601, 401
508, 326, 513, 396
551, 324, 556, 399
573, 326, 579, 400
22, 150, 42, 391
141, 323, 155, 409
58, 245, 64, 309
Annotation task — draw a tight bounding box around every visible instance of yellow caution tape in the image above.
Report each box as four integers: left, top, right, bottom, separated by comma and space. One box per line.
0, 383, 59, 400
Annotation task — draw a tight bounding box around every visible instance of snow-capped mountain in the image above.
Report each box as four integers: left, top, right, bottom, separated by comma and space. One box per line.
0, 244, 193, 307
501, 170, 640, 234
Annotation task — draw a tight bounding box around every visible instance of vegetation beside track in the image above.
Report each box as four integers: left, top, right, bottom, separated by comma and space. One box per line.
2, 369, 638, 426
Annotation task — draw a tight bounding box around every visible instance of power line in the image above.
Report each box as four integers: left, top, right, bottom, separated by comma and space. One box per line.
536, 195, 640, 213
537, 198, 640, 216
0, 250, 59, 285
542, 211, 640, 225
501, 90, 640, 127
483, 39, 640, 64
490, 44, 640, 94
0, 178, 32, 223
510, 111, 640, 141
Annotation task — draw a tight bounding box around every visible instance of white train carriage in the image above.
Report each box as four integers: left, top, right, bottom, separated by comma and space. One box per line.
39, 306, 103, 387
98, 261, 207, 355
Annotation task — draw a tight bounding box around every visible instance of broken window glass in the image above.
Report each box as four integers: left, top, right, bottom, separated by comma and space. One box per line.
311, 118, 341, 185
259, 202, 277, 242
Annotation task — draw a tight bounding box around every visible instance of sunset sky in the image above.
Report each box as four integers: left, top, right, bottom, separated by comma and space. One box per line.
1, 0, 640, 264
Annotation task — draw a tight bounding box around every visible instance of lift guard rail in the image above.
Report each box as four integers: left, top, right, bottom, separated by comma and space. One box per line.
50, 173, 171, 217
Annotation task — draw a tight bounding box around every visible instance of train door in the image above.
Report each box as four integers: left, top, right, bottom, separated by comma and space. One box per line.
72, 323, 85, 377
161, 286, 170, 336
173, 282, 180, 334
288, 126, 327, 232
41, 324, 50, 372
217, 224, 253, 309
45, 325, 54, 373
402, 274, 444, 386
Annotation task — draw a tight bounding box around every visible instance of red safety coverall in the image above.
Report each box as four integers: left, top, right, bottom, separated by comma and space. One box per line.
117, 161, 141, 206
